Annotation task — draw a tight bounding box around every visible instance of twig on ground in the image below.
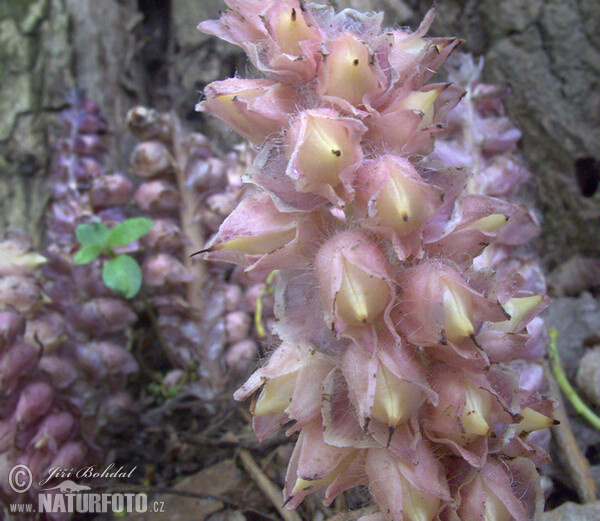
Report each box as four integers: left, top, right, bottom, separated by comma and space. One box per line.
238, 448, 302, 521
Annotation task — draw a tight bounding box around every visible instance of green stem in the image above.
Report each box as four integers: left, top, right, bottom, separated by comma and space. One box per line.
548, 327, 600, 431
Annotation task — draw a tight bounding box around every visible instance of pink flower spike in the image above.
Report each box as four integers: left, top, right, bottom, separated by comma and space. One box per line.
198, 79, 299, 144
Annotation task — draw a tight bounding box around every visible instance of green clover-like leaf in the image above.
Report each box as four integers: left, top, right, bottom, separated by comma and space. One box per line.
107, 217, 154, 248
76, 222, 110, 247
102, 254, 142, 299
73, 244, 103, 265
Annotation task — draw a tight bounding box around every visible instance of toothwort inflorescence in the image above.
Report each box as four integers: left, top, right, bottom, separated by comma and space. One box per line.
198, 2, 555, 520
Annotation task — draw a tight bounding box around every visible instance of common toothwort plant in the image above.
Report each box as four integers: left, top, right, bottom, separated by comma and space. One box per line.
198, 2, 555, 520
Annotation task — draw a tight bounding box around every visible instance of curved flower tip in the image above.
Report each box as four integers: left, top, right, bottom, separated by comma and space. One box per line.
234, 343, 334, 438
0, 239, 47, 276
368, 84, 464, 156
198, 79, 299, 144
197, 0, 267, 49
199, 0, 324, 79
205, 193, 327, 272
424, 366, 502, 456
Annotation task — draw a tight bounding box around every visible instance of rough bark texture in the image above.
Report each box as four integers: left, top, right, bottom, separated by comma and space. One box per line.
0, 0, 144, 246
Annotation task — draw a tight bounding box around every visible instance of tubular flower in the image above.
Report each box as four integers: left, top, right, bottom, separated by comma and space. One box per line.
198, 79, 299, 144
200, 2, 554, 520
314, 230, 394, 334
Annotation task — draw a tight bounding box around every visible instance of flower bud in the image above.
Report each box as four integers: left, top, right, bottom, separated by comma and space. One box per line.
315, 230, 393, 329
266, 3, 320, 56
460, 381, 492, 438
90, 174, 134, 208
0, 310, 25, 349
468, 213, 509, 232
142, 254, 194, 287
24, 312, 65, 352
426, 367, 494, 447
284, 420, 363, 508
286, 109, 364, 199
0, 341, 37, 389
72, 134, 106, 156
368, 84, 463, 155
199, 79, 298, 143
441, 280, 475, 344
355, 156, 443, 240
319, 33, 384, 106
225, 340, 257, 370
15, 382, 54, 426
206, 193, 238, 218
70, 298, 137, 335
395, 86, 445, 130
139, 218, 183, 251
42, 441, 86, 479
366, 446, 448, 521
395, 261, 507, 348
225, 310, 251, 343
252, 371, 298, 416
130, 141, 173, 178
461, 479, 513, 521
31, 412, 75, 451
454, 459, 537, 521
371, 364, 423, 428
134, 180, 180, 214
38, 356, 78, 389
206, 193, 324, 272
126, 105, 172, 142
513, 407, 556, 436
0, 275, 45, 313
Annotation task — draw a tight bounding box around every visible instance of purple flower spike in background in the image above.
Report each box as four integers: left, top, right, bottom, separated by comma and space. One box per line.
199, 2, 556, 520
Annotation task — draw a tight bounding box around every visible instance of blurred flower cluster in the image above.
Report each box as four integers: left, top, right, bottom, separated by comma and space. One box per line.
0, 92, 137, 512
199, 2, 555, 520
126, 105, 274, 397
0, 91, 273, 516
